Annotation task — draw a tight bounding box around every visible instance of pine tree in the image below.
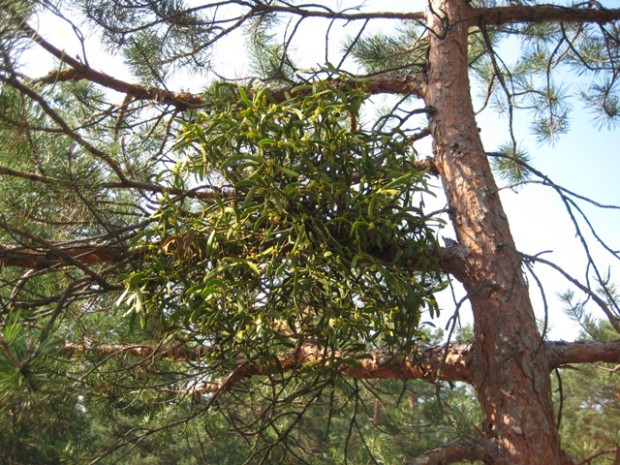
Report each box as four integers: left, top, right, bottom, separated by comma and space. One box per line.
0, 1, 619, 464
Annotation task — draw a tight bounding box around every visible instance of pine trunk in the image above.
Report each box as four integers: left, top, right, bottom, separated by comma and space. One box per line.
425, 1, 563, 463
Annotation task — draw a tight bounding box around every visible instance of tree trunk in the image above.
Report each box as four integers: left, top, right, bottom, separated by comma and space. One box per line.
425, 1, 562, 463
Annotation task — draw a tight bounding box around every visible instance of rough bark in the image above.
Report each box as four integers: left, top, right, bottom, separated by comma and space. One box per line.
471, 4, 620, 26
0, 243, 133, 269
406, 437, 511, 465
547, 340, 620, 368
58, 338, 620, 386
60, 341, 474, 394
425, 0, 561, 463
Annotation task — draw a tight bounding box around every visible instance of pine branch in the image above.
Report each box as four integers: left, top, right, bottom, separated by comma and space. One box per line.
62, 340, 475, 389
547, 340, 620, 368
56, 339, 620, 394
249, 4, 426, 22
0, 238, 467, 282
0, 242, 134, 270
0, 220, 115, 288
2, 75, 128, 182
19, 21, 204, 110
0, 165, 52, 184
23, 18, 427, 107
406, 437, 510, 465
470, 4, 620, 27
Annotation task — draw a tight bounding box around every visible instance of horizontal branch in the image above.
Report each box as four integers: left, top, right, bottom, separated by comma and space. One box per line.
0, 220, 115, 288
365, 73, 427, 99
0, 239, 466, 284
35, 67, 426, 110
250, 4, 425, 22
220, 343, 474, 388
23, 19, 426, 108
406, 437, 510, 465
59, 339, 620, 394
104, 180, 237, 201
63, 341, 475, 390
470, 4, 620, 27
0, 243, 135, 270
204, 3, 620, 27
63, 341, 204, 361
0, 165, 51, 184
18, 3, 619, 114
267, 73, 427, 102
547, 340, 620, 368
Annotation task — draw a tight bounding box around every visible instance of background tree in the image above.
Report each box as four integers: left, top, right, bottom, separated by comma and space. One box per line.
0, 1, 619, 464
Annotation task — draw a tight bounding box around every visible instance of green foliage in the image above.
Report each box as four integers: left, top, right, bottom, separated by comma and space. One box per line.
489, 143, 532, 182
347, 24, 427, 74
79, 0, 212, 82
0, 0, 34, 60
120, 81, 444, 371
581, 79, 620, 129
247, 14, 297, 84
0, 314, 87, 464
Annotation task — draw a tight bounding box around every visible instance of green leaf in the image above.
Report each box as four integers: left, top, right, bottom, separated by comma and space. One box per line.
274, 164, 300, 178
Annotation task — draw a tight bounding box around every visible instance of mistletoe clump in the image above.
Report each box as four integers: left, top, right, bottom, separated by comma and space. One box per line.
122, 81, 444, 367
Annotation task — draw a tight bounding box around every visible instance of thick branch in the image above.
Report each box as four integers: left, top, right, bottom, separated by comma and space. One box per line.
547, 340, 620, 368
251, 4, 425, 22
59, 339, 620, 395
36, 65, 426, 109
221, 343, 474, 387
406, 437, 510, 465
0, 221, 114, 287
64, 339, 620, 368
20, 21, 204, 110
0, 243, 135, 270
63, 341, 474, 386
24, 18, 426, 107
365, 73, 427, 99
470, 4, 620, 27
250, 3, 620, 27
0, 239, 466, 279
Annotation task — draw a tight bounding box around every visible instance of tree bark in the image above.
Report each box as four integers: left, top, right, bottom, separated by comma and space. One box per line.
425, 0, 562, 463
57, 339, 619, 400
406, 437, 511, 465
